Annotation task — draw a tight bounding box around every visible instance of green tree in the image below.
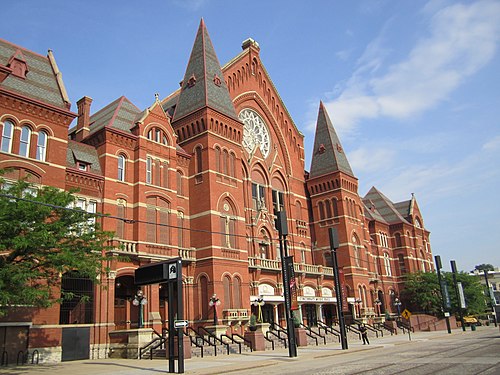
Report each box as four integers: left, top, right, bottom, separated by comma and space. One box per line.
400, 272, 442, 315
401, 271, 487, 317
448, 271, 485, 316
0, 178, 114, 313
474, 264, 494, 272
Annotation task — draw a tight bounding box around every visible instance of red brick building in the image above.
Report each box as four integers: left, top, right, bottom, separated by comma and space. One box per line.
0, 20, 433, 362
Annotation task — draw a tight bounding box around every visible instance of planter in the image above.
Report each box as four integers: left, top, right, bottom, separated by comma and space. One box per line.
244, 331, 266, 351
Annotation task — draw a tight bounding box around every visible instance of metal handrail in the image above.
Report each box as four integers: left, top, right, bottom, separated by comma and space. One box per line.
198, 326, 230, 355
186, 327, 215, 355
346, 324, 362, 340
263, 333, 275, 350
184, 330, 204, 358
266, 330, 287, 348
139, 336, 166, 359
317, 320, 341, 342
352, 319, 382, 338
220, 334, 241, 354
1, 350, 7, 366
397, 319, 414, 333
299, 323, 326, 345
17, 350, 24, 366
31, 350, 39, 365
231, 333, 253, 352
270, 322, 289, 341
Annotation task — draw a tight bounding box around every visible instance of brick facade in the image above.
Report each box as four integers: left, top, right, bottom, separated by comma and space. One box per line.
0, 20, 433, 362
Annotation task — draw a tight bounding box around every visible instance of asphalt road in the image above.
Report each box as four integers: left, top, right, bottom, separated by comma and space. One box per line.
227, 327, 500, 375
1, 326, 498, 375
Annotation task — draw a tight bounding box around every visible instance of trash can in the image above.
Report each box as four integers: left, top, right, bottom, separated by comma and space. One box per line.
471, 324, 476, 331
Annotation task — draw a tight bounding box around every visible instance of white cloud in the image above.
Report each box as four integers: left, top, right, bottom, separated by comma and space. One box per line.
483, 136, 500, 151
349, 147, 396, 173
327, 0, 500, 130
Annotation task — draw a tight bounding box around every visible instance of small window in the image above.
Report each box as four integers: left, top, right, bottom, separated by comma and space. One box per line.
1, 120, 14, 153
19, 126, 31, 157
118, 155, 126, 182
272, 189, 284, 215
78, 162, 88, 171
155, 129, 161, 143
36, 131, 47, 161
146, 157, 152, 184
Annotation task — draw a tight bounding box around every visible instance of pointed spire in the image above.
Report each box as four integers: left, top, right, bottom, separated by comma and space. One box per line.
172, 19, 237, 122
309, 102, 354, 178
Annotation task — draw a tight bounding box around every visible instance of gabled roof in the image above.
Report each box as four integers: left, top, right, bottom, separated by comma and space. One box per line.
172, 19, 237, 122
66, 140, 102, 175
88, 96, 141, 134
363, 186, 410, 225
0, 39, 70, 109
309, 102, 354, 178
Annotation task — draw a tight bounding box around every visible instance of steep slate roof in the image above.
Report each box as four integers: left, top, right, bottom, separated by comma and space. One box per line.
0, 39, 70, 109
172, 19, 238, 122
363, 187, 410, 225
88, 96, 141, 134
309, 102, 354, 178
66, 140, 102, 175
362, 198, 388, 224
394, 200, 412, 221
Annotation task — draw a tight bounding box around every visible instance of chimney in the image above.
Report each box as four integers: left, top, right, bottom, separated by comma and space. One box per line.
75, 96, 92, 141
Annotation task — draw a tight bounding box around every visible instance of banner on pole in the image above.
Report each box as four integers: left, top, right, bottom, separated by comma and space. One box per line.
284, 256, 299, 310
457, 282, 466, 309
339, 269, 349, 313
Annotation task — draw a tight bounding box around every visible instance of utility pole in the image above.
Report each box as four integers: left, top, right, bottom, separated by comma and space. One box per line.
435, 255, 451, 334
329, 227, 348, 350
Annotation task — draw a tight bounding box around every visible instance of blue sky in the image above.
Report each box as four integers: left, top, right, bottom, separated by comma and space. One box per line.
2, 0, 499, 272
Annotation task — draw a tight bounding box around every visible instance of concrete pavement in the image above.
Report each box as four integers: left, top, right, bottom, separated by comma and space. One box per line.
1, 326, 497, 375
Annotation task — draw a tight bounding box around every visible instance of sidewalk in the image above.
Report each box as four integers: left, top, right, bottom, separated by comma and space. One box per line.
0, 328, 483, 375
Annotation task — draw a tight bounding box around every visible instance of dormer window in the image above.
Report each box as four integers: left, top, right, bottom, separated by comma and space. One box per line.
77, 161, 89, 171
7, 49, 29, 79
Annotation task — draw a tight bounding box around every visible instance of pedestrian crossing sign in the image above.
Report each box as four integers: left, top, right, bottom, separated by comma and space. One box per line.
401, 308, 411, 320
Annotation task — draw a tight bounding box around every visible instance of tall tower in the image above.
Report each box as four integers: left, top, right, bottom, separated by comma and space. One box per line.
306, 102, 368, 302
170, 19, 247, 321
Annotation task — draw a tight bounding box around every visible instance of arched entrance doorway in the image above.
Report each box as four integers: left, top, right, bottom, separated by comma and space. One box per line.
114, 275, 139, 330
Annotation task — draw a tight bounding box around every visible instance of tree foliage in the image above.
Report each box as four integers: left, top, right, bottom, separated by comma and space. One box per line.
400, 272, 442, 315
400, 271, 487, 317
474, 264, 494, 272
0, 178, 114, 312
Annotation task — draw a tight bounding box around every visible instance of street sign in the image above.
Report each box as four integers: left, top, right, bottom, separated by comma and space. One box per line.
401, 308, 411, 320
169, 263, 177, 280
174, 320, 189, 329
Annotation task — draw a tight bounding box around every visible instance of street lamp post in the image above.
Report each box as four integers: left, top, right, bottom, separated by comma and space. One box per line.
133, 289, 147, 328
374, 299, 382, 317
209, 294, 221, 326
252, 295, 265, 323
394, 298, 402, 319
